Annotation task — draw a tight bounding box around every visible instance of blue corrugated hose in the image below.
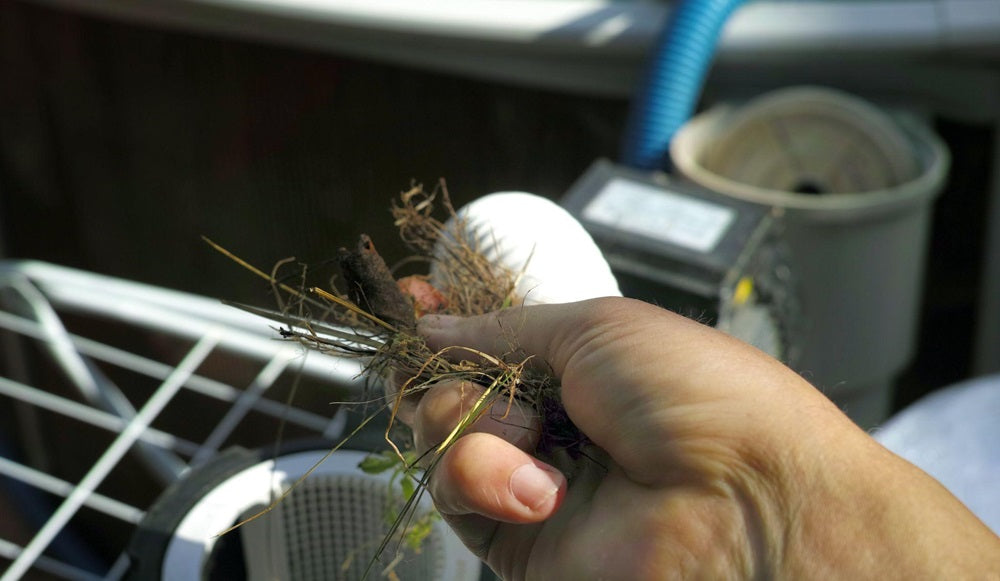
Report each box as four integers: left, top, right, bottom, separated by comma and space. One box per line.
621, 0, 746, 170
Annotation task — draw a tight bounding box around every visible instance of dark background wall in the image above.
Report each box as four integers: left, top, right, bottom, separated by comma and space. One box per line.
0, 2, 627, 305
0, 1, 992, 415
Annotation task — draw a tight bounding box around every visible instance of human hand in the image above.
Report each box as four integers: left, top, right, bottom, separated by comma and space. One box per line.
406, 297, 809, 579
407, 298, 1000, 580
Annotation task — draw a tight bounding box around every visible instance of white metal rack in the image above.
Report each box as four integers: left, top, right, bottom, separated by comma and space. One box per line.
0, 261, 367, 580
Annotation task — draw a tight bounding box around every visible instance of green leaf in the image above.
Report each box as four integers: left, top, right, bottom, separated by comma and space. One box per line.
400, 475, 415, 500
358, 451, 399, 475
404, 516, 435, 552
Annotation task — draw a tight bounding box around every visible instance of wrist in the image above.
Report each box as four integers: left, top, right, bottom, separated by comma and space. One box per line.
771, 404, 1000, 579
725, 391, 892, 578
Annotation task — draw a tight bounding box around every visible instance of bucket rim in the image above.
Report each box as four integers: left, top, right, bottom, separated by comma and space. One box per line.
670, 92, 950, 216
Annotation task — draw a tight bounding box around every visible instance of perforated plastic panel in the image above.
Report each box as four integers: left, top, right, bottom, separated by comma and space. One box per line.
280, 474, 443, 581
140, 448, 477, 580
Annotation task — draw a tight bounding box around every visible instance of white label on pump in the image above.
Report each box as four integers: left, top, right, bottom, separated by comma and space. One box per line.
583, 178, 735, 253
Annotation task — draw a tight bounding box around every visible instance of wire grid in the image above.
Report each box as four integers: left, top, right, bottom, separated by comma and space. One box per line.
0, 261, 367, 580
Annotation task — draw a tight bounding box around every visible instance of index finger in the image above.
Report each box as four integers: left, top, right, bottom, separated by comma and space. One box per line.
416, 299, 678, 475
417, 297, 803, 485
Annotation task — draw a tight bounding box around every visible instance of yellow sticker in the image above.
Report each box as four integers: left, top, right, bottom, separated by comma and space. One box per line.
733, 277, 754, 306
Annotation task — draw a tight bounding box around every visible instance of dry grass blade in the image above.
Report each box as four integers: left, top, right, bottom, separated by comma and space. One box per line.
206, 180, 587, 578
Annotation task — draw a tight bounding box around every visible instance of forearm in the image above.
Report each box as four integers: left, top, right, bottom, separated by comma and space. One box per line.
778, 415, 1000, 579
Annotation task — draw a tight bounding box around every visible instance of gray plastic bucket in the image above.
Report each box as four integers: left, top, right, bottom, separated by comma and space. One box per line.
671, 87, 949, 428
